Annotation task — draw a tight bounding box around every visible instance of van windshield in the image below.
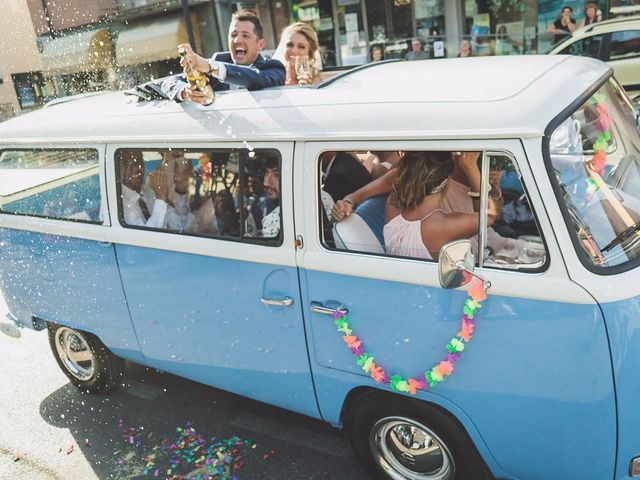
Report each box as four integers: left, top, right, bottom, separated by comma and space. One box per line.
548, 79, 640, 269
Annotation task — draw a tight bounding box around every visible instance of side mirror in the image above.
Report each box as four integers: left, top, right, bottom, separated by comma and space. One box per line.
438, 240, 475, 289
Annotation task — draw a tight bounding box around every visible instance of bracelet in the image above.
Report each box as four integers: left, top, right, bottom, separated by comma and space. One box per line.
467, 191, 480, 198
343, 199, 353, 205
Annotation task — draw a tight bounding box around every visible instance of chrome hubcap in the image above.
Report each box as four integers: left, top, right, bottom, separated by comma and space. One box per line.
54, 327, 95, 381
370, 416, 454, 480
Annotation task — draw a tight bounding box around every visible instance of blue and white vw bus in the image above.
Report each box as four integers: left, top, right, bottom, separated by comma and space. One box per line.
1, 55, 639, 480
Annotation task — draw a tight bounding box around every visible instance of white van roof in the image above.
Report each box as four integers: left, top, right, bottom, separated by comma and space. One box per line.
0, 55, 610, 144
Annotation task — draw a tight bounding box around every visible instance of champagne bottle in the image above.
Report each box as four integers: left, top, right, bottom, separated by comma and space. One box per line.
178, 46, 215, 105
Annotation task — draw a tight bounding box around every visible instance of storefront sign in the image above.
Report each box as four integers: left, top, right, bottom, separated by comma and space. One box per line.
345, 12, 359, 32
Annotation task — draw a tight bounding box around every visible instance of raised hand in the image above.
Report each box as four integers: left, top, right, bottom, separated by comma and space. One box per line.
177, 43, 209, 74
147, 167, 169, 202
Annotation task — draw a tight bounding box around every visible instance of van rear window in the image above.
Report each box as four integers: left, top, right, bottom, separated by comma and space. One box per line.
0, 149, 102, 223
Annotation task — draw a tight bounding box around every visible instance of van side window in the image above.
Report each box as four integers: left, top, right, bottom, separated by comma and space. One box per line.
116, 148, 282, 244
0, 149, 102, 223
321, 150, 547, 269
483, 154, 546, 269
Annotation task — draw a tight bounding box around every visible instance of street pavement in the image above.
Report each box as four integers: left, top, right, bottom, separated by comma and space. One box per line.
0, 292, 369, 480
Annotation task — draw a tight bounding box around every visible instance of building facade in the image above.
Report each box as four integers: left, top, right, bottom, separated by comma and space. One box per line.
0, 0, 46, 119
286, 0, 612, 65
1, 0, 618, 118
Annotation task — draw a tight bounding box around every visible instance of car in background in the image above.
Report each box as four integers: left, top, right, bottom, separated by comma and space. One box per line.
549, 16, 640, 96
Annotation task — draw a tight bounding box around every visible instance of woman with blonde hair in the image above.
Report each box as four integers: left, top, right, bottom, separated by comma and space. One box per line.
273, 22, 322, 85
580, 2, 601, 27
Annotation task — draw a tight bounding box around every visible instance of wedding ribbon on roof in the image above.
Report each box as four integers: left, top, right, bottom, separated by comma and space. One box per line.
332, 276, 489, 395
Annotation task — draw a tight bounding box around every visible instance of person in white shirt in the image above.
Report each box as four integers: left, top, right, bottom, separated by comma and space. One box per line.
119, 150, 168, 228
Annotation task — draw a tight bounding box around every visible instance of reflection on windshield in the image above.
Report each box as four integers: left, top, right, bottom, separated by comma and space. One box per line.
549, 79, 640, 268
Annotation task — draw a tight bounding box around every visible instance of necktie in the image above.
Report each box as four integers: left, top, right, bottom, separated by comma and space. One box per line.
138, 197, 151, 221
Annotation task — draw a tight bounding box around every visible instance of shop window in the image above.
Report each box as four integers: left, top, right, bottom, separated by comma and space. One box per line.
320, 150, 546, 270
116, 148, 282, 244
11, 72, 48, 109
390, 0, 413, 40
609, 30, 640, 60
0, 149, 102, 224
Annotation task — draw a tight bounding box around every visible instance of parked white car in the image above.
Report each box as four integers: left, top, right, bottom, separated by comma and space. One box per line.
549, 16, 640, 95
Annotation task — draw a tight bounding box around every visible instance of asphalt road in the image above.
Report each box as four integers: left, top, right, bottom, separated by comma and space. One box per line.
0, 293, 369, 480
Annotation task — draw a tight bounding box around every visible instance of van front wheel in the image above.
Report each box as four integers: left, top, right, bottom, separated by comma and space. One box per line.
48, 324, 123, 393
349, 393, 491, 480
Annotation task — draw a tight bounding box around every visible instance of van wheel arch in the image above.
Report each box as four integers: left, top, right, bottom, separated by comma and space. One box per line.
47, 323, 124, 393
343, 388, 493, 480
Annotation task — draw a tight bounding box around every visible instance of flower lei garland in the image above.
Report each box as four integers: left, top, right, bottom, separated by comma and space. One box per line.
586, 93, 612, 195
332, 277, 488, 395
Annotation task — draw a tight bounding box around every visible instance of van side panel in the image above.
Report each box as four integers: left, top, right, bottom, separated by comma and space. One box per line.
301, 269, 616, 480
600, 296, 640, 480
0, 228, 144, 363
114, 244, 320, 419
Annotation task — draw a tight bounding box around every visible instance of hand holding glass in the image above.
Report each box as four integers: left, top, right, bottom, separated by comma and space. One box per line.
295, 56, 312, 85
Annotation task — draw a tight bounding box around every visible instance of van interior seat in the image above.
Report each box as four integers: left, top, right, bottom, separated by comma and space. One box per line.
332, 195, 386, 254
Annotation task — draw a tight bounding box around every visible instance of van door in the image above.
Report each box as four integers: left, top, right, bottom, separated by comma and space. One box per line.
108, 143, 319, 419
0, 145, 142, 360
295, 140, 615, 480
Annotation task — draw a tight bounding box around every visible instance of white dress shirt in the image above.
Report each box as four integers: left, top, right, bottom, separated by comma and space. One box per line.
165, 193, 197, 233
122, 184, 167, 228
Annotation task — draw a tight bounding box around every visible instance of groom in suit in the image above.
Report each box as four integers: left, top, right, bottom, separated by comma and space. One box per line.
162, 10, 285, 103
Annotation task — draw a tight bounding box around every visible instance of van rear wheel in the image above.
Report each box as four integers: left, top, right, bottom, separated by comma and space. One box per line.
48, 324, 123, 393
348, 392, 491, 480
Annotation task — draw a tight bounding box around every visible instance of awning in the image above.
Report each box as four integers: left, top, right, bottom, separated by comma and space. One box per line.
42, 29, 112, 76
115, 15, 201, 67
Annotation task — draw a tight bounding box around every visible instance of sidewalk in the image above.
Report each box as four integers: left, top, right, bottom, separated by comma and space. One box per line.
0, 449, 61, 480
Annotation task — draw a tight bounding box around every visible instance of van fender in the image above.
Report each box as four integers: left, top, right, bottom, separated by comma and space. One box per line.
339, 385, 514, 480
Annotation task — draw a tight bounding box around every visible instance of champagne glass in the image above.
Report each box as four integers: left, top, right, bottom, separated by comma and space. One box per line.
295, 56, 312, 85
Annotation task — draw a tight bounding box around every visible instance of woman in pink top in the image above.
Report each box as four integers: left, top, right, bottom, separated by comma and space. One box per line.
383, 151, 498, 260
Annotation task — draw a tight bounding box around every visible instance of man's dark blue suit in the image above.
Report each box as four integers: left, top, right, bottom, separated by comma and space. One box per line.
161, 52, 285, 101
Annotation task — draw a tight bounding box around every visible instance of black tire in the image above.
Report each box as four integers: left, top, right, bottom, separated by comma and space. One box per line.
348, 391, 492, 480
47, 323, 124, 393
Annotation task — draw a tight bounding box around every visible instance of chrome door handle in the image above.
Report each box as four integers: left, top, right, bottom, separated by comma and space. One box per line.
261, 296, 294, 307
310, 302, 348, 316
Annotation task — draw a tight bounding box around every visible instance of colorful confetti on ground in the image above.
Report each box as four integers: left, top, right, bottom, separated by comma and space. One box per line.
116, 420, 256, 479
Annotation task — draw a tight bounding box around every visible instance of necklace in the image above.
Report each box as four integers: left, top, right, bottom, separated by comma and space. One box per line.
333, 277, 488, 394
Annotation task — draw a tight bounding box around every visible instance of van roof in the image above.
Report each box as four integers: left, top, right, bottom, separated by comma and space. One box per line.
0, 55, 610, 144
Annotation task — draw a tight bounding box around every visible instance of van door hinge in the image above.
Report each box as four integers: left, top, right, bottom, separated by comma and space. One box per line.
295, 235, 304, 249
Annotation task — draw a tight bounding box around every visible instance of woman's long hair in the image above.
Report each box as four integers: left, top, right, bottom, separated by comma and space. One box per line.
389, 151, 453, 210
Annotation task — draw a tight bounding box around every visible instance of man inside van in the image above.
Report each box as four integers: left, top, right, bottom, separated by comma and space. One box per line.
161, 10, 285, 104
119, 150, 169, 228
260, 158, 281, 238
